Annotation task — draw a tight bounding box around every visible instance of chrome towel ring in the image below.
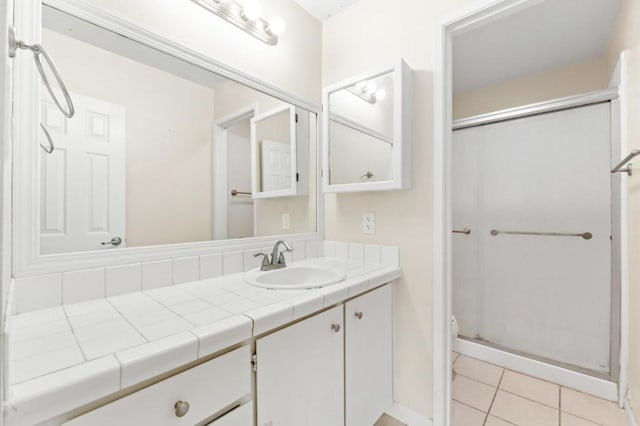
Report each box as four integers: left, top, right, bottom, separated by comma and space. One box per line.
9, 26, 75, 119
39, 123, 54, 154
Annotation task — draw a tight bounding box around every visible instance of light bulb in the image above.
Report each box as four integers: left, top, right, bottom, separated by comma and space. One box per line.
375, 89, 387, 100
268, 16, 286, 36
243, 0, 262, 21
365, 81, 377, 94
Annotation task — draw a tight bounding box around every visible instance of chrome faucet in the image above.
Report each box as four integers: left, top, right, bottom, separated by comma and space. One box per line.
254, 240, 294, 271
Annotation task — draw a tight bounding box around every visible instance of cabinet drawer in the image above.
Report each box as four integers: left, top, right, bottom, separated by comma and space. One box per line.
206, 402, 253, 425
64, 346, 251, 426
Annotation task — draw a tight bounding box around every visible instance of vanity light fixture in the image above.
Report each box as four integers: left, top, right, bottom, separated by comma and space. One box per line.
348, 80, 387, 104
191, 0, 285, 45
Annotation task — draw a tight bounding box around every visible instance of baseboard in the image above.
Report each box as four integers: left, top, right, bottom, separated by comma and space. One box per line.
626, 398, 639, 426
454, 338, 618, 401
385, 403, 432, 426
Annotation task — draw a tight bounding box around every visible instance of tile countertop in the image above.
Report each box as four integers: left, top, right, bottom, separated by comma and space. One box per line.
3, 258, 400, 426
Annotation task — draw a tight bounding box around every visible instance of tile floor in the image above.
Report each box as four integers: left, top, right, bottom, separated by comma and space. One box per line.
452, 352, 628, 426
374, 414, 407, 426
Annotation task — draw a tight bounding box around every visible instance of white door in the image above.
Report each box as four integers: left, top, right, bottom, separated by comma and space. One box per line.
256, 305, 344, 426
345, 284, 393, 426
40, 91, 125, 254
453, 103, 612, 373
260, 139, 291, 192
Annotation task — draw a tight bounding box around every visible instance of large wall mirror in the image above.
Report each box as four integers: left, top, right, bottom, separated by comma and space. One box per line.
18, 4, 318, 264
322, 60, 412, 193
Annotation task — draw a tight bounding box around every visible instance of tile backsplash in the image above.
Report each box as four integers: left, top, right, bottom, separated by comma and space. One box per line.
12, 240, 399, 315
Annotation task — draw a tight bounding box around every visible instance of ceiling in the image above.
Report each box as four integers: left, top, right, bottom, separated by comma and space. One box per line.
292, 0, 361, 21
453, 0, 621, 93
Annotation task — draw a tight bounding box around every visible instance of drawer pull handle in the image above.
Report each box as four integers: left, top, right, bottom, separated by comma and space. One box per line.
331, 323, 341, 333
174, 400, 190, 417
354, 312, 363, 320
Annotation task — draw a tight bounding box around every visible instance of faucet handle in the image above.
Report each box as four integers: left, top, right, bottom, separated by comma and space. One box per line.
254, 252, 271, 267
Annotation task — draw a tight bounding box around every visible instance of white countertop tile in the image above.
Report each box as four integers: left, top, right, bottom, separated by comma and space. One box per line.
136, 316, 192, 341
73, 318, 136, 343
192, 315, 253, 358
116, 331, 198, 389
6, 258, 400, 425
7, 356, 120, 426
10, 306, 66, 330
11, 345, 85, 384
11, 330, 77, 361
80, 329, 147, 360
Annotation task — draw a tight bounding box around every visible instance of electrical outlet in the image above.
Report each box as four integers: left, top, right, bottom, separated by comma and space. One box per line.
362, 212, 375, 234
282, 213, 290, 230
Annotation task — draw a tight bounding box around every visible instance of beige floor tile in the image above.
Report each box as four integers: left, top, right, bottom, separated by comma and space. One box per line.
561, 387, 627, 426
499, 370, 559, 408
560, 412, 600, 426
453, 355, 504, 387
452, 374, 497, 412
373, 413, 406, 426
490, 390, 559, 426
485, 416, 516, 426
452, 352, 460, 364
452, 400, 485, 426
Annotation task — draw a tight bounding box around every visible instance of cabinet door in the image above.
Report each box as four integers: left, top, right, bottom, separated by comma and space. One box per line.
345, 284, 393, 426
256, 305, 344, 426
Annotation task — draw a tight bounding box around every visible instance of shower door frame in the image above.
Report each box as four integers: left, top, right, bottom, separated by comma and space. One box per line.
432, 2, 629, 425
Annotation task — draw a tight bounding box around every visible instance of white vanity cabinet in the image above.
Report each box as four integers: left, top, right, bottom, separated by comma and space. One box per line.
63, 346, 251, 426
256, 284, 393, 426
256, 305, 345, 426
345, 284, 393, 426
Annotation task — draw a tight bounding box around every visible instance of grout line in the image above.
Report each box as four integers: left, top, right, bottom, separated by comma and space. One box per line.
483, 368, 505, 425
559, 386, 562, 425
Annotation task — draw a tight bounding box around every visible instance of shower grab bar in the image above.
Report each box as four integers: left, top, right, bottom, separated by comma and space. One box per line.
611, 149, 640, 176
9, 26, 75, 119
39, 123, 54, 154
490, 229, 592, 240
452, 228, 471, 235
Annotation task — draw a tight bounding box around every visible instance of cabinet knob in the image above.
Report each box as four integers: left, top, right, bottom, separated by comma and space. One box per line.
174, 400, 190, 417
331, 323, 341, 333
354, 311, 363, 320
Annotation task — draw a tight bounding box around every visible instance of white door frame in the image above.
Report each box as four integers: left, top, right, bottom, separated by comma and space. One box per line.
212, 103, 257, 240
432, 1, 627, 424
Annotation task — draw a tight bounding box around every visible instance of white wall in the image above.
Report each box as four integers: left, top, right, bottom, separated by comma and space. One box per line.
43, 29, 215, 248
453, 55, 610, 119
323, 0, 479, 417
83, 0, 322, 104
607, 0, 640, 418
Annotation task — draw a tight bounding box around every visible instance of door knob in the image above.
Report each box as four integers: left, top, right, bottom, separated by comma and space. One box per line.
331, 323, 341, 333
354, 312, 363, 320
101, 236, 122, 246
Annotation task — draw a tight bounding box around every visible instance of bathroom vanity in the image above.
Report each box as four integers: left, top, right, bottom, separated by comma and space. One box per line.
5, 256, 399, 425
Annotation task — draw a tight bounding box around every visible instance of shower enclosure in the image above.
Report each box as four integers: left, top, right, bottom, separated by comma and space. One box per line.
452, 95, 620, 380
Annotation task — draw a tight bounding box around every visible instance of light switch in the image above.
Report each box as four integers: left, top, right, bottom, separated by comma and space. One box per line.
282, 213, 290, 230
362, 212, 375, 234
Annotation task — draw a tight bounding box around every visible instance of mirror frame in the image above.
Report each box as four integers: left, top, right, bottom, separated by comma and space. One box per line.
12, 0, 323, 277
250, 104, 298, 198
322, 59, 413, 193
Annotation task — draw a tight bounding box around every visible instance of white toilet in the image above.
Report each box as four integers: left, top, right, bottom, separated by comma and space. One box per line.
451, 315, 460, 341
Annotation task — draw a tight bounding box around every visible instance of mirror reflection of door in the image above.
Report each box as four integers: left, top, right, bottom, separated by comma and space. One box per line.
40, 90, 125, 254
226, 118, 255, 239
261, 140, 291, 192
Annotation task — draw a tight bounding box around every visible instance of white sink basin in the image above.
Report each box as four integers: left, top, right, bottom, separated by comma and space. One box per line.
244, 264, 346, 289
